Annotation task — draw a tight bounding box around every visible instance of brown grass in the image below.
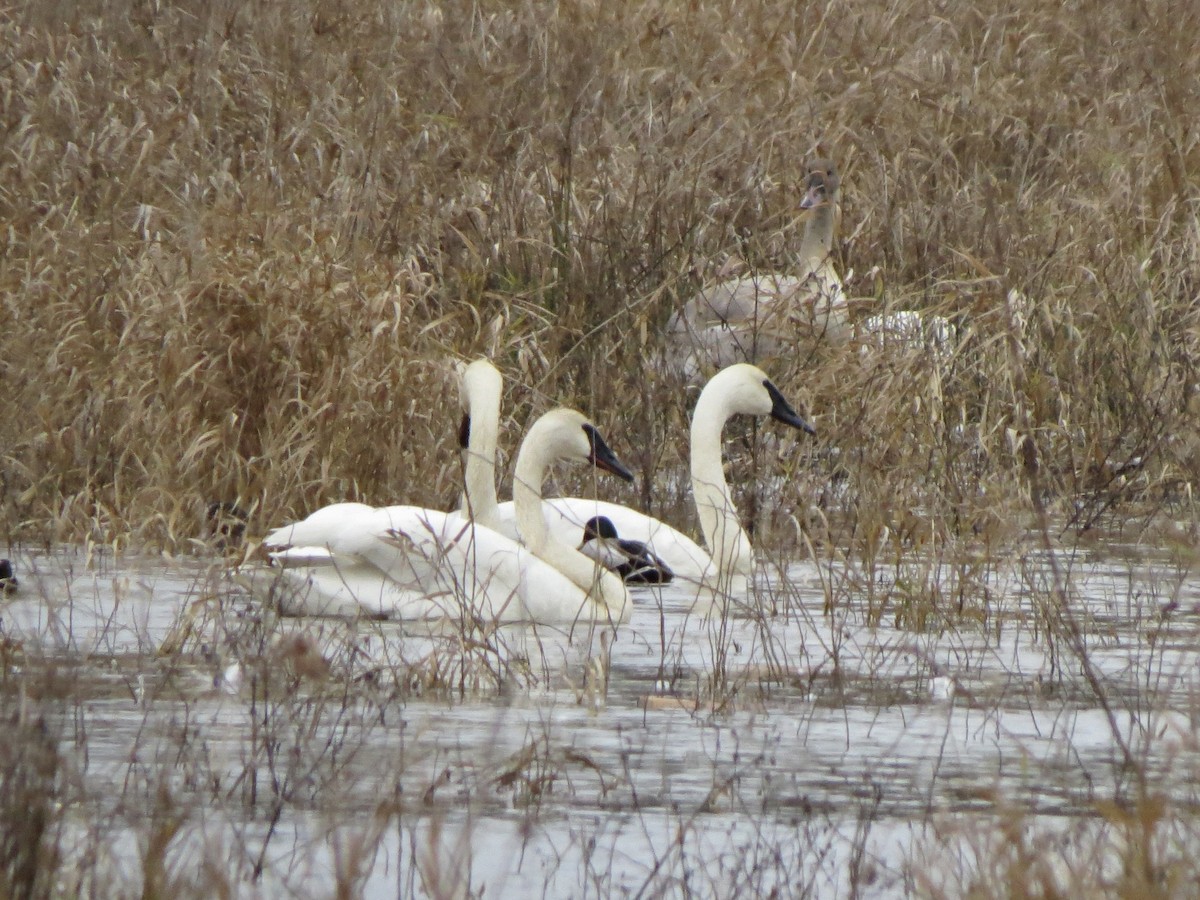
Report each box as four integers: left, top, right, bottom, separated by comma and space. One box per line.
4, 0, 1199, 879
0, 0, 1196, 579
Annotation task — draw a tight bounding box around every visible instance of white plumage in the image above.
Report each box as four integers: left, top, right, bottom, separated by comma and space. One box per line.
264, 381, 635, 625
497, 364, 815, 609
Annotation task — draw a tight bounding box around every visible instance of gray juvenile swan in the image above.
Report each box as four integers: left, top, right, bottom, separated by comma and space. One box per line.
667, 159, 847, 381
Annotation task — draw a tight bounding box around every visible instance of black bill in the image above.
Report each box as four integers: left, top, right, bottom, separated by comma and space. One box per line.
764, 380, 816, 435
582, 424, 635, 482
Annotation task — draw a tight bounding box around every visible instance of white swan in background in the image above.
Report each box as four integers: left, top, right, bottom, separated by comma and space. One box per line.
262, 408, 635, 625
859, 310, 957, 362
667, 159, 847, 381
498, 364, 814, 607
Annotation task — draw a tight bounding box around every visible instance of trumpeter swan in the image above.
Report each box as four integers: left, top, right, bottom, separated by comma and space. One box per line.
499, 364, 814, 607
667, 159, 847, 381
267, 358, 503, 577
263, 408, 635, 625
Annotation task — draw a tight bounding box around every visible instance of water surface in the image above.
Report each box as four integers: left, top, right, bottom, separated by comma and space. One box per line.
2, 541, 1197, 896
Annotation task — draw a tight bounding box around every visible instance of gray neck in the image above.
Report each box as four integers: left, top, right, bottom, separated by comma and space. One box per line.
800, 203, 835, 266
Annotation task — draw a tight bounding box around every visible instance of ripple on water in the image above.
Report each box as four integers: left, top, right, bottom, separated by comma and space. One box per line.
2, 544, 1199, 895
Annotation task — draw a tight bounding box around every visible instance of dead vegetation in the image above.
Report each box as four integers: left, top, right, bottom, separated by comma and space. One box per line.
0, 0, 1195, 558
1, 0, 1200, 894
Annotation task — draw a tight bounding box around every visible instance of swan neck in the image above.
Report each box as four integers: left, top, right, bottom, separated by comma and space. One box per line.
460, 394, 501, 530
690, 388, 750, 575
511, 421, 630, 623
512, 444, 549, 554
800, 203, 836, 265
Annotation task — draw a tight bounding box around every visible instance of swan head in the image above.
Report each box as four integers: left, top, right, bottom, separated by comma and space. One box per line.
799, 159, 839, 210
522, 409, 635, 482
704, 364, 816, 435
455, 358, 503, 449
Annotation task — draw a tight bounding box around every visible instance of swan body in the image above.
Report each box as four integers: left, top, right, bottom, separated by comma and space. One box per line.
269, 359, 504, 576
498, 364, 814, 607
264, 408, 635, 625
668, 160, 847, 381
860, 310, 956, 362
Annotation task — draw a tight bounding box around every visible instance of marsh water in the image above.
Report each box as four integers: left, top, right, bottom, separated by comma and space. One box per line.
2, 537, 1198, 896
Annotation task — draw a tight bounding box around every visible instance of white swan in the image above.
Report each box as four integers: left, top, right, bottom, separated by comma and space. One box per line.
859, 310, 955, 356
667, 159, 847, 381
267, 359, 503, 575
498, 364, 814, 607
262, 408, 635, 625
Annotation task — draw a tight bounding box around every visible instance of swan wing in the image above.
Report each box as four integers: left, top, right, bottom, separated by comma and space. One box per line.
269, 503, 606, 623
273, 562, 423, 619
269, 547, 339, 567
262, 502, 378, 550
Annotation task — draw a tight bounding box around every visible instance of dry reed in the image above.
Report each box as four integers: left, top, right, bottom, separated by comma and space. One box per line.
1, 1, 1199, 891
0, 0, 1195, 559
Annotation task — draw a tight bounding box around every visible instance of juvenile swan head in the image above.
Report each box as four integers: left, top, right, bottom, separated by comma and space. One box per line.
799, 158, 839, 211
